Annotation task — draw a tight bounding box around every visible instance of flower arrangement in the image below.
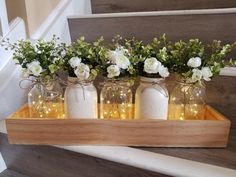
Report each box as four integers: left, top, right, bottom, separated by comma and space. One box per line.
95, 35, 136, 79
169, 39, 236, 83
63, 37, 107, 81
1, 34, 235, 121
1, 36, 65, 81
121, 35, 170, 78
1, 35, 235, 82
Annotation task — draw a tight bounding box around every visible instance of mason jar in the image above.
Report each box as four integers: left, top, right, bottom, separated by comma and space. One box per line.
64, 77, 98, 119
100, 79, 133, 120
135, 77, 169, 119
168, 80, 206, 120
28, 79, 64, 118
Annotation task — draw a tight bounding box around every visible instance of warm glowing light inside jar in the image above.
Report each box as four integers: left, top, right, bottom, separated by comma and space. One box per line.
29, 95, 64, 119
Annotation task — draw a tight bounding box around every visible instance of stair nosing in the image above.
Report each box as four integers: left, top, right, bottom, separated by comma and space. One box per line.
68, 7, 236, 19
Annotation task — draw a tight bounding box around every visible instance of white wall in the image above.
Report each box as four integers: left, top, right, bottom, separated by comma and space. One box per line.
31, 0, 91, 43
0, 19, 2, 36
0, 18, 27, 120
0, 0, 91, 120
0, 0, 9, 36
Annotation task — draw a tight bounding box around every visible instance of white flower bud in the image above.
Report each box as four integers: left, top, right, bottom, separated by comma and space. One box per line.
69, 57, 81, 68
201, 67, 213, 81
74, 63, 90, 80
191, 68, 203, 82
187, 57, 202, 68
108, 48, 130, 69
159, 65, 170, 78
27, 61, 43, 77
107, 65, 120, 78
144, 57, 161, 74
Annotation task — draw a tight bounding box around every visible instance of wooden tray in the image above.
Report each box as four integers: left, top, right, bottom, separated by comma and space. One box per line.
6, 104, 231, 147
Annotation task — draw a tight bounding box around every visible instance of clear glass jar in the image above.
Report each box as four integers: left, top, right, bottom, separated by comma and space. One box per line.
135, 77, 169, 119
100, 79, 133, 120
28, 79, 64, 118
168, 80, 206, 120
64, 77, 98, 119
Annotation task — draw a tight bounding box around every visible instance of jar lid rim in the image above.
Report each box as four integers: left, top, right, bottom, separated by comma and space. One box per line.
140, 76, 164, 82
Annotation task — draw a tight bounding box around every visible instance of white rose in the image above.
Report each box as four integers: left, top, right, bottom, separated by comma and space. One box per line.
69, 57, 81, 68
201, 67, 213, 81
107, 65, 120, 78
108, 49, 130, 69
191, 68, 203, 82
21, 68, 30, 78
74, 63, 90, 80
27, 61, 43, 76
159, 65, 170, 78
187, 57, 202, 68
144, 57, 161, 74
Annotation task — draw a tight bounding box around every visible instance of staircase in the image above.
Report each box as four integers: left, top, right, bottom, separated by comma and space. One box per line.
90, 0, 236, 13
0, 133, 167, 177
69, 1, 236, 45
1, 1, 236, 177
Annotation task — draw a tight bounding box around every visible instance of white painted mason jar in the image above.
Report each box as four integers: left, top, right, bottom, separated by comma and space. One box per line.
135, 77, 169, 119
64, 77, 98, 119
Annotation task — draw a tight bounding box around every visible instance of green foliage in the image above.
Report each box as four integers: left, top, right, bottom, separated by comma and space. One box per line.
1, 35, 65, 79
63, 36, 109, 78
169, 39, 236, 79
1, 34, 235, 81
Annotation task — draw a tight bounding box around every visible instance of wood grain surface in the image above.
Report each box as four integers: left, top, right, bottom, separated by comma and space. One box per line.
140, 76, 236, 169
91, 0, 236, 13
0, 133, 169, 177
6, 105, 230, 147
0, 169, 29, 177
68, 13, 236, 45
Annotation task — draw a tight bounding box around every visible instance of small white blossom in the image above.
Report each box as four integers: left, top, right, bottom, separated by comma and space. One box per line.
144, 57, 161, 74
107, 65, 120, 78
187, 57, 202, 68
108, 48, 130, 69
115, 46, 129, 55
201, 67, 213, 81
69, 57, 81, 68
21, 68, 30, 78
27, 61, 43, 76
191, 68, 203, 82
35, 47, 42, 54
220, 44, 230, 55
60, 50, 66, 58
74, 63, 90, 80
159, 65, 170, 78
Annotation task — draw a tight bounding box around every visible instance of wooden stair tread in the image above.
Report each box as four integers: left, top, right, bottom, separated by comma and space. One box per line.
68, 10, 236, 46
91, 0, 236, 13
0, 170, 30, 177
0, 133, 169, 177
